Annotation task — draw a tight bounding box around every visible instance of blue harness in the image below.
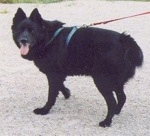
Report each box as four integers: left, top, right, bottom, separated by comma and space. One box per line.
66, 26, 78, 46
45, 26, 78, 48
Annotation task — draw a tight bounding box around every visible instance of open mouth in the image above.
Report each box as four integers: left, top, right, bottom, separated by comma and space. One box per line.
20, 43, 30, 56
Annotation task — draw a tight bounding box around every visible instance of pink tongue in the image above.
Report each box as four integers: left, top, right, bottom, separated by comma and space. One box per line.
20, 43, 29, 55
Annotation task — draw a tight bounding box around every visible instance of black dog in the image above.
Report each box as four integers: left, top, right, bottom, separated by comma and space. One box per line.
12, 8, 143, 127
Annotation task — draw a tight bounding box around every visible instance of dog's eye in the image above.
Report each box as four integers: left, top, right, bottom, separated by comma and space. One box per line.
29, 28, 35, 33
16, 27, 25, 35
16, 29, 22, 36
31, 29, 35, 33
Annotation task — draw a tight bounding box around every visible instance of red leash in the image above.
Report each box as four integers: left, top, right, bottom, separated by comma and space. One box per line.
89, 11, 150, 26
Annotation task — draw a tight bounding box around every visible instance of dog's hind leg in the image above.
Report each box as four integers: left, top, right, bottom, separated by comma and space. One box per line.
34, 73, 66, 115
114, 85, 126, 115
92, 74, 117, 127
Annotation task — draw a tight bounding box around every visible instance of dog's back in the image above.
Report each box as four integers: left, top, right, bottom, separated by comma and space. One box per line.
59, 27, 143, 80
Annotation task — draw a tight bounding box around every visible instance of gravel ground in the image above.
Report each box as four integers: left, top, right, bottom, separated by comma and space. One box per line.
0, 0, 150, 136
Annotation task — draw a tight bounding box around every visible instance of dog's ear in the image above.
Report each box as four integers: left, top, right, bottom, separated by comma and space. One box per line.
30, 8, 43, 23
12, 8, 26, 26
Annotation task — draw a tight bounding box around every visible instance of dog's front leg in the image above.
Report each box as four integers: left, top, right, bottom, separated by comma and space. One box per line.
34, 73, 66, 115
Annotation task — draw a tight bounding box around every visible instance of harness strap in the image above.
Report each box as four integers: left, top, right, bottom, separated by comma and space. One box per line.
54, 27, 64, 37
45, 26, 78, 49
66, 26, 78, 46
44, 27, 64, 48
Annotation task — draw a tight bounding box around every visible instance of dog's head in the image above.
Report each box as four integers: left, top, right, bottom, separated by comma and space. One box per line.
12, 8, 64, 59
12, 8, 45, 57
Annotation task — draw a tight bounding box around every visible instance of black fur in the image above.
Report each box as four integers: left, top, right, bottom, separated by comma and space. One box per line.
12, 8, 143, 127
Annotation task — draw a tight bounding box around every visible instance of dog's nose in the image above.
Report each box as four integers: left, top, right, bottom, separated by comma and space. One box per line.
20, 38, 28, 44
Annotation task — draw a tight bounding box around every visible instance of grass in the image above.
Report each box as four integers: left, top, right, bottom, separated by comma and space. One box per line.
0, 0, 65, 3
0, 8, 8, 14
107, 0, 150, 2
0, 0, 150, 3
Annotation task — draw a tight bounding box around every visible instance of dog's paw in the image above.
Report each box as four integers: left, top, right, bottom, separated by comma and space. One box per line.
114, 107, 122, 115
64, 88, 71, 99
61, 88, 71, 99
99, 119, 112, 127
33, 108, 49, 115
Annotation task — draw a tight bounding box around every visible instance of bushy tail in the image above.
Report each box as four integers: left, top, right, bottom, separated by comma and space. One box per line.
120, 33, 143, 67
